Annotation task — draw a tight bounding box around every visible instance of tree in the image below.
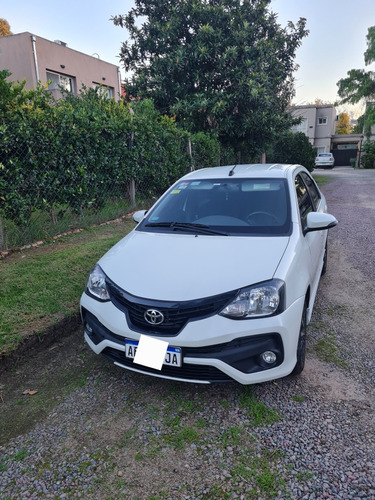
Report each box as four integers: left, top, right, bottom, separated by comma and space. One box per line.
336, 112, 351, 134
313, 98, 331, 106
337, 26, 375, 137
113, 0, 308, 160
0, 18, 12, 37
352, 114, 365, 134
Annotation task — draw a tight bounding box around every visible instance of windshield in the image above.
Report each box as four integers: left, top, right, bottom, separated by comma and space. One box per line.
137, 178, 292, 236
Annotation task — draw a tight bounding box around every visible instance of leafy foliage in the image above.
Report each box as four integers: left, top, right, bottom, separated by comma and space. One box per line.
129, 99, 190, 198
190, 131, 221, 169
113, 0, 308, 158
337, 68, 375, 105
352, 114, 365, 134
0, 71, 192, 231
0, 18, 12, 37
336, 112, 351, 134
266, 131, 316, 172
361, 141, 375, 169
364, 26, 375, 66
337, 26, 375, 137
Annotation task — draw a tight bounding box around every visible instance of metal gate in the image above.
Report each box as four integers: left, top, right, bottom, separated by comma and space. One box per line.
332, 149, 357, 166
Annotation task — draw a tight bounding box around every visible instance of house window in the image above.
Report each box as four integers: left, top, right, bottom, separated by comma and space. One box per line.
93, 83, 114, 99
318, 117, 328, 125
46, 71, 75, 93
291, 118, 307, 134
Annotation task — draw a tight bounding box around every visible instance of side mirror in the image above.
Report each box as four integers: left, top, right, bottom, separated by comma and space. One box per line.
304, 212, 337, 235
132, 210, 147, 223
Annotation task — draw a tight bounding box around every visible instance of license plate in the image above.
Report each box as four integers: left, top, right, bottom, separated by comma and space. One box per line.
125, 340, 182, 367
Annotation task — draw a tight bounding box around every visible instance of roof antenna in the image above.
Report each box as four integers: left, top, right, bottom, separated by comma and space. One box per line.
228, 164, 237, 177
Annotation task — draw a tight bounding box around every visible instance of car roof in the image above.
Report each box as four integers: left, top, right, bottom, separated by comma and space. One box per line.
182, 163, 302, 180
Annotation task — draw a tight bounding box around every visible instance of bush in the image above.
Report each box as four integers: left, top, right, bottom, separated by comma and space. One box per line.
267, 131, 316, 172
0, 73, 191, 228
191, 131, 220, 169
361, 141, 375, 169
0, 72, 193, 249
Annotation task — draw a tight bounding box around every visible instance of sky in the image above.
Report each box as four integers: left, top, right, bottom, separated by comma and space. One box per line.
1, 0, 374, 117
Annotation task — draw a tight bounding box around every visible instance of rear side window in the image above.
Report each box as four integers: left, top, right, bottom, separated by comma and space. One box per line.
300, 172, 321, 209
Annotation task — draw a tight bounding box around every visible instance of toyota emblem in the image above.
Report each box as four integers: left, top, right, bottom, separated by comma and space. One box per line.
144, 309, 164, 325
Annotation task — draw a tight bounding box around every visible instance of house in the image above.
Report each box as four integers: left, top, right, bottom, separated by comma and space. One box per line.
0, 32, 121, 99
288, 104, 337, 155
288, 104, 368, 166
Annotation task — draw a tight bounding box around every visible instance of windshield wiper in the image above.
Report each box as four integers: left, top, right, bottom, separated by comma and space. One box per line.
145, 221, 228, 236
145, 221, 175, 227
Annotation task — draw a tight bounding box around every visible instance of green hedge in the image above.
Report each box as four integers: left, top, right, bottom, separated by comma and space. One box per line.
0, 71, 197, 228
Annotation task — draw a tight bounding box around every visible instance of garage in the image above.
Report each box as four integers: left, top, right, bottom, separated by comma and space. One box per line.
331, 134, 363, 166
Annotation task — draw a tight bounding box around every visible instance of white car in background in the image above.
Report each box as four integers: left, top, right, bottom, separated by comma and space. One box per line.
315, 152, 335, 168
80, 164, 337, 385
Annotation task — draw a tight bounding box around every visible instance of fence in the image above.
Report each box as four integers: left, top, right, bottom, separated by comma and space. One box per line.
0, 127, 236, 253
0, 136, 194, 252
0, 79, 240, 254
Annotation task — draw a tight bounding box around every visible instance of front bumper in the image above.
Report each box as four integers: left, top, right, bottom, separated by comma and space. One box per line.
80, 292, 305, 385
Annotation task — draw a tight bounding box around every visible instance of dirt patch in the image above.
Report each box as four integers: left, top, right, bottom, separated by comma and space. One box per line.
0, 326, 101, 445
0, 314, 81, 377
302, 357, 366, 402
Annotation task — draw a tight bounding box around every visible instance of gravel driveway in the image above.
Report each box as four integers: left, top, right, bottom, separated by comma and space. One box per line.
0, 166, 374, 499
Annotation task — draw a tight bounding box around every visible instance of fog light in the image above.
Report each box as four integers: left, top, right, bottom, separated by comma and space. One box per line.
261, 351, 277, 364
86, 323, 93, 334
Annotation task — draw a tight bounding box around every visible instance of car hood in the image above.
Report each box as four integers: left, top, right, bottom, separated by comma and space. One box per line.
99, 231, 290, 301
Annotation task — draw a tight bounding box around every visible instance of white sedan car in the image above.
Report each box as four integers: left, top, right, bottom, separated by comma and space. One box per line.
80, 164, 337, 385
315, 153, 335, 168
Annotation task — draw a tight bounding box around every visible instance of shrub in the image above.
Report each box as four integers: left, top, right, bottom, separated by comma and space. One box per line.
0, 73, 191, 231
191, 131, 221, 169
267, 131, 316, 172
361, 141, 375, 169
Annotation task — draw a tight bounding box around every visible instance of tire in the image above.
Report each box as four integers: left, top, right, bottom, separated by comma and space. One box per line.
291, 301, 307, 375
321, 241, 328, 276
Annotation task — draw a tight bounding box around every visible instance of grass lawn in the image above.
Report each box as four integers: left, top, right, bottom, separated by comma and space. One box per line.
0, 219, 135, 355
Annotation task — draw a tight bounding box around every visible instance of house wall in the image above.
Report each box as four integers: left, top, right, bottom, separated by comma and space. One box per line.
290, 106, 316, 144
0, 32, 121, 98
289, 104, 337, 153
0, 32, 36, 85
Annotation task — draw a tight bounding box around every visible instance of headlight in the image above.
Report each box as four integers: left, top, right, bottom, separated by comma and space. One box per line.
220, 279, 285, 319
86, 264, 110, 301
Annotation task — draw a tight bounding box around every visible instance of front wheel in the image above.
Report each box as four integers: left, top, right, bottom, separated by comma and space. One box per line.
291, 302, 307, 375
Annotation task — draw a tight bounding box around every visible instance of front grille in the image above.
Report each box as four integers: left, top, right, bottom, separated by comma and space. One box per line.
102, 346, 233, 382
83, 307, 284, 382
106, 278, 237, 336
